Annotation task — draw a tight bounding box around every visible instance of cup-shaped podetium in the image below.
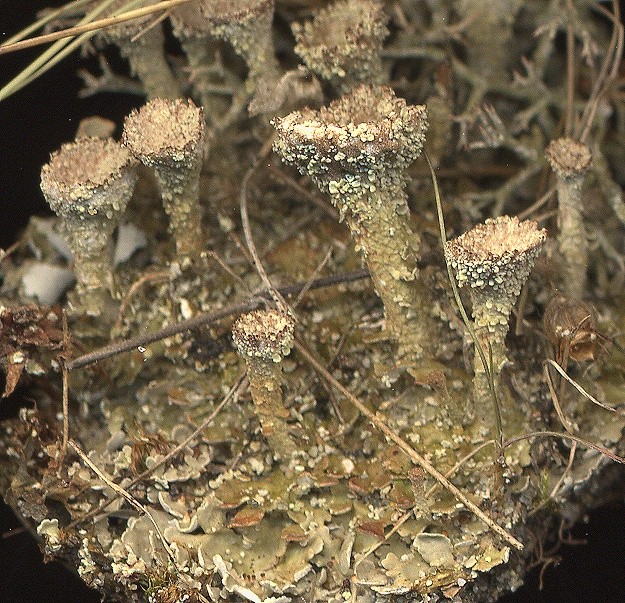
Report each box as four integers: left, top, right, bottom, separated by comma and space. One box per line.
446, 216, 546, 410
292, 0, 389, 92
123, 98, 208, 259
87, 0, 180, 100
40, 137, 138, 315
170, 2, 226, 122
273, 84, 432, 369
545, 137, 592, 301
198, 0, 279, 93
232, 308, 297, 461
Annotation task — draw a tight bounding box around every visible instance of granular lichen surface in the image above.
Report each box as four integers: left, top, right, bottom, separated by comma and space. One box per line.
2, 2, 625, 603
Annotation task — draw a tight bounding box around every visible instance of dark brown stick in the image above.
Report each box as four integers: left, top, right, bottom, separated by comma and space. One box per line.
66, 268, 369, 370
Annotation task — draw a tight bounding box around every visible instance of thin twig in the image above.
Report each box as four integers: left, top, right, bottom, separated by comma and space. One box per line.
1, 0, 124, 101
66, 269, 369, 371
544, 361, 577, 500
425, 151, 504, 461
517, 186, 556, 221
544, 364, 575, 433
68, 439, 177, 567
0, 241, 20, 264
0, 0, 94, 48
550, 443, 577, 500
294, 247, 333, 309
354, 439, 496, 568
578, 0, 623, 142
504, 431, 625, 464
295, 338, 524, 551
207, 250, 245, 286
240, 163, 289, 314
59, 310, 71, 467
267, 165, 339, 221
546, 359, 625, 415
565, 0, 576, 137
128, 6, 172, 43
113, 270, 169, 333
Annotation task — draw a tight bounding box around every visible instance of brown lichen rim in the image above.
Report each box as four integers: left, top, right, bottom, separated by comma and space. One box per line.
447, 216, 547, 266
445, 216, 547, 282
122, 98, 206, 165
40, 137, 136, 211
273, 84, 427, 174
545, 137, 592, 178
232, 308, 295, 360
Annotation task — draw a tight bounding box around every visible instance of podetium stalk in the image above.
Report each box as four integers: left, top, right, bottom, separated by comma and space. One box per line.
232, 308, 297, 461
122, 98, 208, 260
273, 84, 433, 371
545, 137, 592, 300
87, 0, 180, 100
196, 0, 279, 105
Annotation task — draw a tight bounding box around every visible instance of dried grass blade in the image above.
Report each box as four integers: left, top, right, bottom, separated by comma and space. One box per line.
0, 0, 121, 101
505, 431, 625, 464
0, 0, 93, 48
0, 0, 191, 56
546, 358, 625, 415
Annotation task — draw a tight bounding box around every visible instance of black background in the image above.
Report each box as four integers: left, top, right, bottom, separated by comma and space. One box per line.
1, 3, 624, 602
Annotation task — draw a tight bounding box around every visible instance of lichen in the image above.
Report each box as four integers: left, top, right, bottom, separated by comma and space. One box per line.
292, 0, 389, 92
3, 2, 625, 603
273, 85, 436, 371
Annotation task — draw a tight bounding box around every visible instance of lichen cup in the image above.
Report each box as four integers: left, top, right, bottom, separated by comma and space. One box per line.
40, 137, 138, 316
446, 216, 546, 431
273, 84, 435, 371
